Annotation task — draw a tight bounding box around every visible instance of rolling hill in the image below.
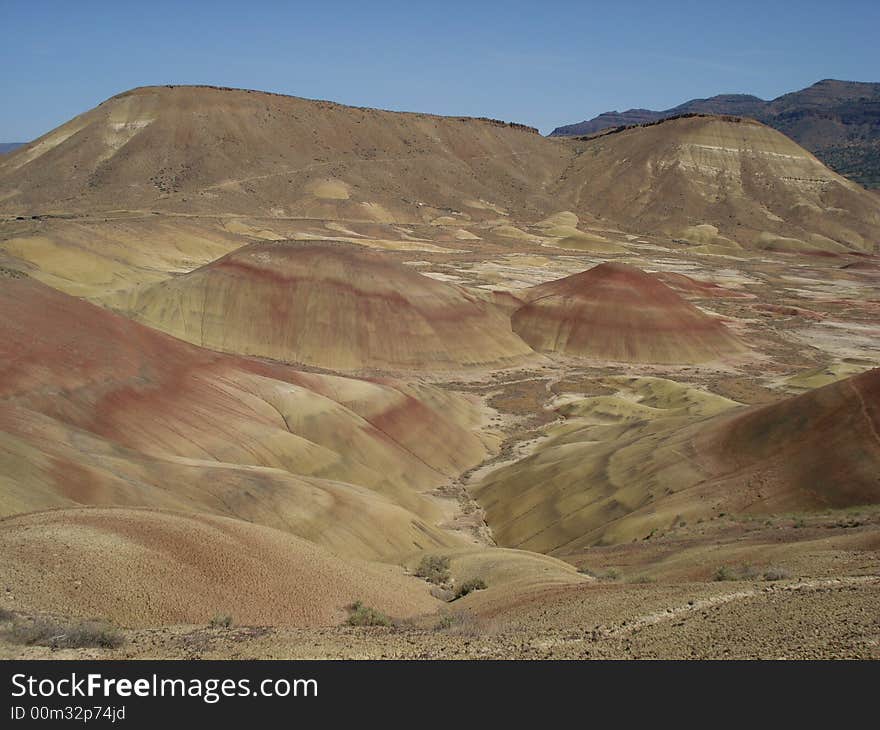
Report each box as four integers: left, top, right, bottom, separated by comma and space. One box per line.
550, 79, 880, 189
0, 85, 877, 257
511, 263, 744, 363
119, 240, 534, 370
550, 114, 880, 251
474, 370, 880, 554
0, 274, 496, 559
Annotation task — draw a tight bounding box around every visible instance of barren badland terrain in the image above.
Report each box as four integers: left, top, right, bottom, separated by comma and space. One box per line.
0, 85, 878, 659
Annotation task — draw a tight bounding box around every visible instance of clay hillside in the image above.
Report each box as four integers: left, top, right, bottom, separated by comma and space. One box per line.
551, 79, 880, 189
1, 83, 880, 659
0, 86, 878, 255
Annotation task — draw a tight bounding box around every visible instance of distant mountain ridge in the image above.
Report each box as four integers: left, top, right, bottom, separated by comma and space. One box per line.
550, 79, 880, 188
0, 143, 25, 155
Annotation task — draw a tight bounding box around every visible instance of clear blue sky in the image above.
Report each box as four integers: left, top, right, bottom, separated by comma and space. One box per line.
1, 0, 878, 140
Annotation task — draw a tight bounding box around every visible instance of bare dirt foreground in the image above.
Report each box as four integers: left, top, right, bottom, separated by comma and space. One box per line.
2, 576, 878, 660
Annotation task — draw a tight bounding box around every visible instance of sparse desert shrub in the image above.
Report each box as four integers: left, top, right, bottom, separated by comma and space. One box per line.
835, 518, 863, 529
793, 518, 806, 529
712, 565, 737, 581
209, 613, 233, 629
435, 613, 456, 631
578, 566, 619, 581
4, 617, 124, 649
712, 564, 761, 582
454, 577, 487, 600
0, 607, 15, 622
626, 575, 656, 584
345, 600, 391, 627
415, 555, 451, 585
435, 610, 499, 637
763, 567, 791, 582
430, 585, 454, 602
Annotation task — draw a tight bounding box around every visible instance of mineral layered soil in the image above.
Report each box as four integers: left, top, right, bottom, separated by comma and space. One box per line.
1, 85, 879, 659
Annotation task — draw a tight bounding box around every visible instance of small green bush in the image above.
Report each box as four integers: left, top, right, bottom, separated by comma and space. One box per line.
209, 613, 233, 629
454, 577, 487, 600
712, 565, 737, 581
415, 555, 451, 585
435, 613, 456, 630
345, 600, 391, 627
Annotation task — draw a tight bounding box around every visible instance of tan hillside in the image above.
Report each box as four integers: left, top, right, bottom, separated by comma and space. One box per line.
0, 85, 568, 223
511, 262, 744, 363
553, 115, 880, 251
474, 371, 880, 554
121, 240, 534, 370
0, 508, 439, 627
0, 90, 876, 256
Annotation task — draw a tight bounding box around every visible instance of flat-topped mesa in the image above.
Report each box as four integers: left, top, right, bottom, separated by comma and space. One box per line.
123, 240, 534, 370
511, 262, 744, 364
0, 84, 560, 222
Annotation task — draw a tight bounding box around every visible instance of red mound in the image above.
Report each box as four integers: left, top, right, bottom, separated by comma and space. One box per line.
511, 262, 745, 363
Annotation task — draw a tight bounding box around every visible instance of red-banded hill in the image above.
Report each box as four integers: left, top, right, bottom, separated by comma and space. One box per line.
0, 275, 493, 559
121, 241, 534, 370
510, 262, 744, 364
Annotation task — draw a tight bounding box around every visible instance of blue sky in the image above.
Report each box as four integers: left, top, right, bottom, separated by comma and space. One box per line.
1, 0, 878, 139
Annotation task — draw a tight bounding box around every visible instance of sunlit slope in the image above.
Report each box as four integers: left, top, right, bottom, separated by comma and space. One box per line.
0, 216, 247, 298
511, 263, 744, 363
0, 277, 495, 558
2, 89, 877, 254
121, 241, 535, 370
554, 116, 880, 251
0, 85, 568, 222
0, 508, 439, 627
474, 372, 880, 553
